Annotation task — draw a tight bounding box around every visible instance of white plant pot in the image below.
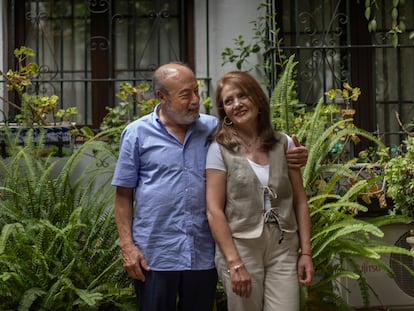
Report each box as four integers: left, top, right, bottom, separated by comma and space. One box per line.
0, 123, 74, 157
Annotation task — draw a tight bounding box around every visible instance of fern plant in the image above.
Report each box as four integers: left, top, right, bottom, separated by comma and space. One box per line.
0, 130, 136, 310
271, 54, 414, 310
270, 54, 303, 134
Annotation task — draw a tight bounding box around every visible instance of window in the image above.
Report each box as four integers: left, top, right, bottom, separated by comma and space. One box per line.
5, 0, 193, 127
274, 0, 414, 149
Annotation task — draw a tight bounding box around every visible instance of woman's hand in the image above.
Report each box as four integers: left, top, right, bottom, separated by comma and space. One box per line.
297, 254, 314, 286
229, 263, 252, 298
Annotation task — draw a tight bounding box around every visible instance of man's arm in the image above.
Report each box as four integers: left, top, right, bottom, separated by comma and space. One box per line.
114, 186, 150, 281
286, 134, 308, 168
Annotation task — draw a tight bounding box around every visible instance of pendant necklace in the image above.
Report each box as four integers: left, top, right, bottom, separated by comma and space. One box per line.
241, 135, 258, 149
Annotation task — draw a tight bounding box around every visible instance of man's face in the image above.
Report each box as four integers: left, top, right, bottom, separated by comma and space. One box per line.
158, 67, 200, 126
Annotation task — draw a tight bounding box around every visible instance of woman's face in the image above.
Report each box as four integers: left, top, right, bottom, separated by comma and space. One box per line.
221, 84, 259, 128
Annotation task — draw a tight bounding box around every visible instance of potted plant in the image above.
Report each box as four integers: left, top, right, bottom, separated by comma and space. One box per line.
0, 46, 78, 156
271, 55, 414, 310
384, 136, 414, 214
382, 116, 414, 218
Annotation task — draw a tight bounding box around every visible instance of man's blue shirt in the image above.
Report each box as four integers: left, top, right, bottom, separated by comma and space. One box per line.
112, 106, 218, 271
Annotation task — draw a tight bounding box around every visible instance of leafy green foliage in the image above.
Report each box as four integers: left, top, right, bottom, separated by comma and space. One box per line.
221, 2, 286, 89
110, 82, 155, 122
0, 130, 136, 310
271, 54, 414, 310
80, 81, 157, 148
0, 46, 78, 126
383, 136, 414, 217
270, 54, 303, 135
363, 0, 414, 47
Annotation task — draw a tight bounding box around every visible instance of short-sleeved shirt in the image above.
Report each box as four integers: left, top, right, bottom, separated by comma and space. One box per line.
112, 105, 218, 271
206, 134, 294, 172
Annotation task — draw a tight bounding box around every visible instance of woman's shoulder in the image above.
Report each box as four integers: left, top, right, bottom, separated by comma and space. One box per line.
273, 131, 294, 150
208, 140, 220, 150
206, 140, 226, 170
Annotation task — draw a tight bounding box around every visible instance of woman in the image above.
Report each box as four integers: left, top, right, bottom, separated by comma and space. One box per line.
206, 71, 313, 311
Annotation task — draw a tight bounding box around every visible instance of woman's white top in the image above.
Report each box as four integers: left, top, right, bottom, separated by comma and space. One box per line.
206, 134, 295, 210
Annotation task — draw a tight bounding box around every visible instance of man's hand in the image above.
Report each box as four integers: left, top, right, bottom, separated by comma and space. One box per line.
286, 134, 308, 168
121, 243, 151, 281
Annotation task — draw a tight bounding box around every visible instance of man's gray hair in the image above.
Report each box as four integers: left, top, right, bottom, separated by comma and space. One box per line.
152, 61, 193, 96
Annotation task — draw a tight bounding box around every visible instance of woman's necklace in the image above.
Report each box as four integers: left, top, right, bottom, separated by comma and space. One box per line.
245, 136, 258, 147
239, 134, 258, 150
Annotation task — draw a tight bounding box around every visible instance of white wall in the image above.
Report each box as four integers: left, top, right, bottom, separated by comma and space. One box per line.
194, 0, 262, 112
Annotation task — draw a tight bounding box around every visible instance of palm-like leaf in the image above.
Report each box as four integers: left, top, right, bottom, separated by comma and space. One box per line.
0, 129, 135, 310
271, 54, 414, 310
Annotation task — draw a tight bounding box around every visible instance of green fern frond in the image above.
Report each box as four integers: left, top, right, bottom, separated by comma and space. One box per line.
73, 288, 104, 307
0, 134, 130, 310
270, 54, 300, 134
0, 223, 25, 254
366, 214, 413, 227
312, 223, 383, 257
18, 287, 46, 311
370, 243, 414, 258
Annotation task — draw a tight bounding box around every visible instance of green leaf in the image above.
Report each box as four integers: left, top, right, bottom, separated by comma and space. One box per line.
74, 288, 103, 306
0, 223, 25, 254
365, 7, 371, 20
18, 288, 46, 311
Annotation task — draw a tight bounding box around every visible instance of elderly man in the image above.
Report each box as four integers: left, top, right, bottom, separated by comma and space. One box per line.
111, 62, 308, 311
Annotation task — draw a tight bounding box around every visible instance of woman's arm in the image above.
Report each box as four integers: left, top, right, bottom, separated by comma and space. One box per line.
206, 168, 252, 297
288, 168, 314, 286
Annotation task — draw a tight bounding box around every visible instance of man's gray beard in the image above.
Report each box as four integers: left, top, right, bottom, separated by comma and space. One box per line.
165, 102, 200, 125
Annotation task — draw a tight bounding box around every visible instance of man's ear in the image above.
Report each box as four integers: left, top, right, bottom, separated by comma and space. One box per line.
156, 90, 166, 103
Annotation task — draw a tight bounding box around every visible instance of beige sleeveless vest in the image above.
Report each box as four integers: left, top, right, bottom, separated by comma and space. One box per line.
219, 132, 298, 239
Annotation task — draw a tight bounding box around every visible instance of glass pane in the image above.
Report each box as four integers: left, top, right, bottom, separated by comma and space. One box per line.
24, 0, 90, 124
280, 0, 414, 148
281, 0, 350, 106
19, 0, 182, 126
373, 0, 414, 146
113, 0, 181, 107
